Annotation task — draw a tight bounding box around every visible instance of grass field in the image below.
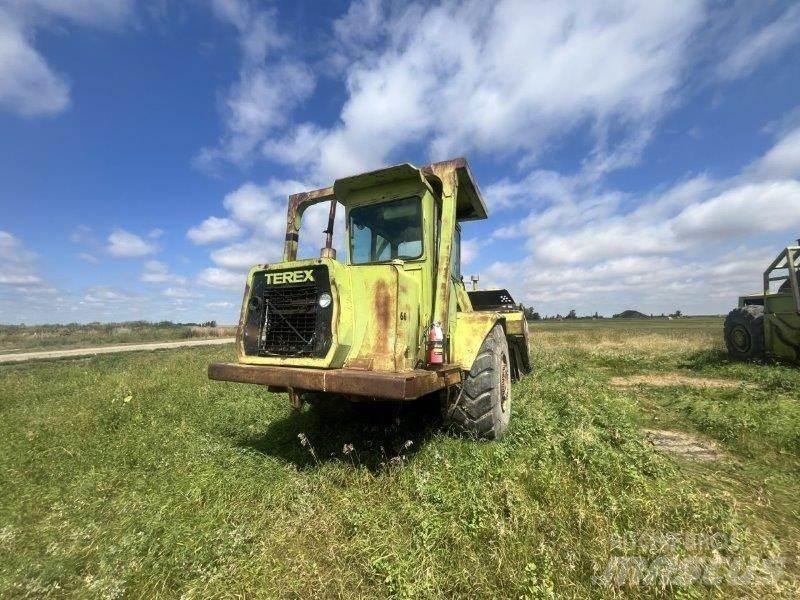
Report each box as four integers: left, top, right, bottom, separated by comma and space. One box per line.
0, 323, 236, 354
0, 318, 798, 598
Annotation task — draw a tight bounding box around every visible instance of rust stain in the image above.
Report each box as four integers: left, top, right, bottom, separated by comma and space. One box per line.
372, 279, 392, 357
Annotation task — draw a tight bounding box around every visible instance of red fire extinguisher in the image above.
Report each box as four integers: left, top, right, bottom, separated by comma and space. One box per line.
428, 322, 444, 365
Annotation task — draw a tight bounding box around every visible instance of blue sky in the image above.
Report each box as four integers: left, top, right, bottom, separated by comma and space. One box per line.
1, 0, 800, 324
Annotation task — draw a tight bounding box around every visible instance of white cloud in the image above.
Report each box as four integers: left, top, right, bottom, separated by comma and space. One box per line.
82, 286, 135, 304
193, 174, 347, 288
198, 267, 244, 290
210, 238, 280, 271
140, 260, 169, 282
715, 3, 800, 81
268, 0, 704, 182
752, 125, 800, 180
0, 1, 133, 118
77, 252, 99, 264
461, 238, 483, 266
141, 259, 187, 286
154, 2, 800, 316
197, 0, 315, 169
0, 231, 42, 285
197, 63, 314, 168
162, 286, 201, 299
672, 180, 800, 240
221, 180, 304, 234
479, 109, 800, 315
187, 216, 244, 245
107, 229, 158, 258
206, 300, 234, 309
0, 10, 69, 117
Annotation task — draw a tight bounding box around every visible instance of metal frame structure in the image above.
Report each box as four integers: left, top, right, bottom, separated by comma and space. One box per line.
763, 244, 800, 314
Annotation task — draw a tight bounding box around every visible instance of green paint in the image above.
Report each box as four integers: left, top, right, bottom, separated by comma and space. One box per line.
232, 159, 530, 379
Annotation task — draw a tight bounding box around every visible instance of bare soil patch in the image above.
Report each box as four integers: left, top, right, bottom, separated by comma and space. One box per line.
643, 429, 721, 462
610, 373, 743, 389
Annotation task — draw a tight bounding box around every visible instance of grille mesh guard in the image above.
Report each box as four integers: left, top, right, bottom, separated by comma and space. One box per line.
259, 282, 318, 355
242, 265, 333, 358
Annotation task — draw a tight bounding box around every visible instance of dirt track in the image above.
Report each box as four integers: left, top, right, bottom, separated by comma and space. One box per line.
0, 338, 235, 364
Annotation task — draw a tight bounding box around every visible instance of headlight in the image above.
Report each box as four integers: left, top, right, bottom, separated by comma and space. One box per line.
318, 292, 332, 308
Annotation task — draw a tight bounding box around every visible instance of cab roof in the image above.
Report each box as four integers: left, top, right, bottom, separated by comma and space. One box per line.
290, 157, 489, 222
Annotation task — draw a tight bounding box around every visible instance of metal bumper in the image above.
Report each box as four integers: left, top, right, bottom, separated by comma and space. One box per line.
208, 362, 462, 400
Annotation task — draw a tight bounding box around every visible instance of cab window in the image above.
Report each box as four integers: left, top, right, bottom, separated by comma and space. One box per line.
349, 197, 423, 264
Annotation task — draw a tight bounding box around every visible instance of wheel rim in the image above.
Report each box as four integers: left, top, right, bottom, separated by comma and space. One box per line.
500, 353, 510, 414
730, 325, 751, 353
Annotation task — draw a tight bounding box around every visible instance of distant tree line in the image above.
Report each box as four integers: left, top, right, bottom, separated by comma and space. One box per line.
519, 305, 684, 321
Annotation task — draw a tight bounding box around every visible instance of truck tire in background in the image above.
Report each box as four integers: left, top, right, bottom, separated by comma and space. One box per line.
724, 305, 765, 359
445, 323, 511, 440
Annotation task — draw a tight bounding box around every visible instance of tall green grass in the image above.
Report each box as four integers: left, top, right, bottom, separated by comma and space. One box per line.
0, 320, 797, 597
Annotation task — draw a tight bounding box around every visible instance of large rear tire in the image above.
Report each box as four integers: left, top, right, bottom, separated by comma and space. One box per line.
444, 323, 511, 440
724, 306, 765, 359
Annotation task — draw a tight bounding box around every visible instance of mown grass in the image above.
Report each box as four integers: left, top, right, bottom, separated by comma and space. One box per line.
0, 319, 797, 598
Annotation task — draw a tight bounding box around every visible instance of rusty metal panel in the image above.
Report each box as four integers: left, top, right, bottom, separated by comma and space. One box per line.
209, 362, 460, 400
283, 187, 336, 262
429, 164, 458, 342
421, 157, 488, 221
451, 311, 501, 370
344, 268, 399, 371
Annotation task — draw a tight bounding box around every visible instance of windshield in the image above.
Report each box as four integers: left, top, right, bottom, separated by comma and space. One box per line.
349, 197, 423, 264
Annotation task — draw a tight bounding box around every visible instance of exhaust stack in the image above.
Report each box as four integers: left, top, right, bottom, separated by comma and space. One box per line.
320, 197, 337, 259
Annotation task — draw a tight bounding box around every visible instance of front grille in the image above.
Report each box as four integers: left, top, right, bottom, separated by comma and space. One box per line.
258, 282, 318, 356
242, 265, 333, 359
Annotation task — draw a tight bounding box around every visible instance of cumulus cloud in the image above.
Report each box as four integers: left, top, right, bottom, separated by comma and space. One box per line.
221, 180, 303, 233
196, 0, 315, 169
0, 0, 133, 118
187, 216, 244, 245
672, 181, 800, 240
107, 229, 158, 258
266, 0, 704, 182
184, 1, 799, 313
192, 176, 349, 289
482, 118, 800, 315
210, 238, 279, 271
198, 267, 244, 290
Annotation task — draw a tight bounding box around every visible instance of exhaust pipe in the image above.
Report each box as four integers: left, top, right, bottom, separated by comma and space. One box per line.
320, 198, 337, 260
